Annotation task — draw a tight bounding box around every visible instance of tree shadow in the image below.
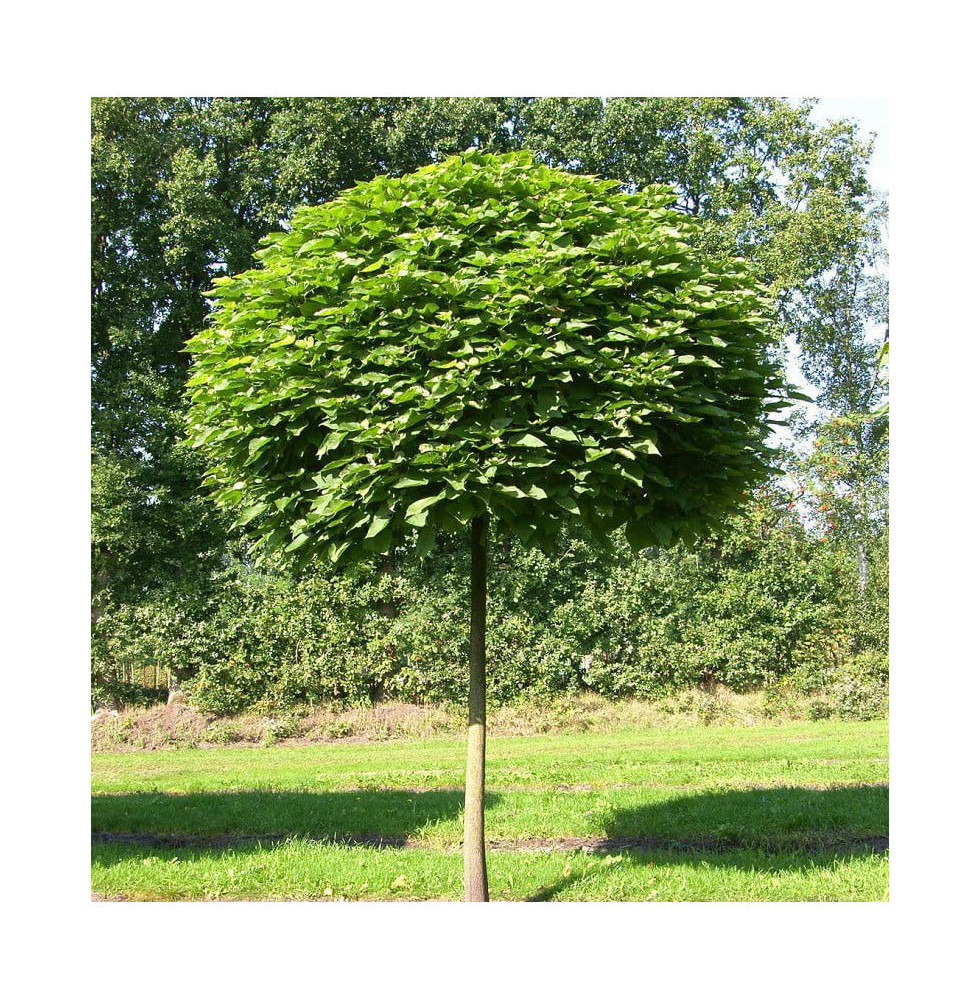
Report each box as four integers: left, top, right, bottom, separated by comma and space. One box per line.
92, 788, 484, 847
527, 784, 888, 901
93, 785, 888, 900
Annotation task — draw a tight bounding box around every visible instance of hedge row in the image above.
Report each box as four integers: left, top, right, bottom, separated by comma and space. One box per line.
92, 506, 887, 713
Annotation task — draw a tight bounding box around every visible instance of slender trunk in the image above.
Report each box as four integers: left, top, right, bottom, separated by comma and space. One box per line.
857, 542, 868, 594
463, 514, 489, 902
379, 553, 398, 619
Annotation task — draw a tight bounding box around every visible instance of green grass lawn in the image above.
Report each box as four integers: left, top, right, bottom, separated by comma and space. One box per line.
92, 720, 888, 901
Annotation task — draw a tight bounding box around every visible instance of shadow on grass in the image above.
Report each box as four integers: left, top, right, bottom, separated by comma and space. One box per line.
526, 784, 889, 900
93, 785, 888, 900
92, 788, 479, 846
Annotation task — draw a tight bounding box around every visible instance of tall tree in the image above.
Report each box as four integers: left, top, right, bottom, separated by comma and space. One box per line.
185, 150, 790, 899
786, 196, 889, 586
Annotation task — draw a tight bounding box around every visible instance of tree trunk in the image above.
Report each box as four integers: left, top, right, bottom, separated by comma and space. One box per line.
463, 514, 489, 902
166, 672, 187, 710
857, 542, 868, 594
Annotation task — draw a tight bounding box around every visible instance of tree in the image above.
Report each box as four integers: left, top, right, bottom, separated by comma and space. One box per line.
786, 196, 888, 588
185, 150, 790, 900
91, 97, 262, 654
93, 98, 876, 631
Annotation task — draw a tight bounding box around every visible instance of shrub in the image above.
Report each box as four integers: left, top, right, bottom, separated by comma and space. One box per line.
205, 720, 240, 745
762, 649, 888, 722
92, 496, 886, 712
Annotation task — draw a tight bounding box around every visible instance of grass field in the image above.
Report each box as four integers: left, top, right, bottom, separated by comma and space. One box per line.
92, 719, 888, 901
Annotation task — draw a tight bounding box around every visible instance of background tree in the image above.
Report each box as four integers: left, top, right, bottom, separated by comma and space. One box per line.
185, 150, 790, 900
786, 195, 888, 590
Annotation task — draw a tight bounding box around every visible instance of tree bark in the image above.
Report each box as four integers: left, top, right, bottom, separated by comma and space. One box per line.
463, 514, 489, 902
166, 672, 187, 712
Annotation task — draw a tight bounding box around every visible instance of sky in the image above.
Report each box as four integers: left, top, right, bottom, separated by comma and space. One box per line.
808, 97, 889, 194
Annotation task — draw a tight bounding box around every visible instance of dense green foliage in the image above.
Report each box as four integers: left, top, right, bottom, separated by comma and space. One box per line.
186, 151, 789, 566
92, 492, 887, 715
92, 97, 888, 711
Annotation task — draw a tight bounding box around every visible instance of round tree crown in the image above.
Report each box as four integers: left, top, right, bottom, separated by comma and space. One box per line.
186, 150, 788, 567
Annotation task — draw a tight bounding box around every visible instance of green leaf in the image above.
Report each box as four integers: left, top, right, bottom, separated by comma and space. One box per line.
318, 430, 346, 456
632, 439, 662, 457
549, 426, 580, 443
397, 528, 427, 562
405, 494, 442, 525
619, 466, 644, 488
284, 532, 310, 552
237, 503, 268, 526
328, 539, 353, 563
365, 514, 392, 539
554, 495, 581, 515
652, 521, 674, 546
625, 518, 655, 550
513, 433, 548, 448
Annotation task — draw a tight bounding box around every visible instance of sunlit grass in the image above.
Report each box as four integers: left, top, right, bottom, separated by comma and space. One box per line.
93, 720, 887, 793
92, 840, 888, 903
